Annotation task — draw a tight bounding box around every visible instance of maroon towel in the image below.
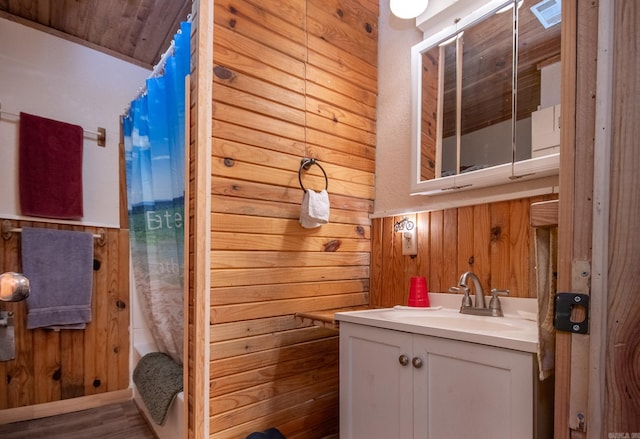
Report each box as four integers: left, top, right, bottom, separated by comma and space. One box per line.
19, 112, 84, 219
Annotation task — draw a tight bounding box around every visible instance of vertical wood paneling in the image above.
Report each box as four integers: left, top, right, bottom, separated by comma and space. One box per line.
490, 201, 511, 292
367, 215, 383, 306
207, 0, 377, 437
429, 210, 444, 292
188, 1, 212, 437
60, 331, 84, 399
605, 0, 640, 434
370, 195, 558, 308
443, 209, 458, 287
457, 206, 475, 276
473, 204, 492, 291
383, 217, 404, 307
510, 197, 534, 298
0, 221, 130, 410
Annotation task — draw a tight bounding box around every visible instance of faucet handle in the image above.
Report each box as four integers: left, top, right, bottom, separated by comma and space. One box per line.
450, 286, 472, 307
489, 289, 509, 310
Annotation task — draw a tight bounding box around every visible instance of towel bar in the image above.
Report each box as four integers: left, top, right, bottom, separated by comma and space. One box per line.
0, 106, 106, 147
1, 220, 106, 246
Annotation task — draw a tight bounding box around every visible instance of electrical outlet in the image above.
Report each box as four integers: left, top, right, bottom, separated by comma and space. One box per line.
402, 230, 418, 256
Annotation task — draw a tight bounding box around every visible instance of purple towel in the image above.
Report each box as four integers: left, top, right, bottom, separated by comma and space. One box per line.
19, 112, 84, 219
21, 227, 94, 329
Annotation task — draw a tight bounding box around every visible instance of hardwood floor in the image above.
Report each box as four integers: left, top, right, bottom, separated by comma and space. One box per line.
0, 400, 156, 438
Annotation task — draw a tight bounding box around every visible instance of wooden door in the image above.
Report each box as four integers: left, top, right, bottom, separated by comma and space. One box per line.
555, 0, 640, 437
555, 0, 596, 437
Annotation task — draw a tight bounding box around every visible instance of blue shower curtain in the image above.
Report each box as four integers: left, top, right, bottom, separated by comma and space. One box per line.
123, 21, 191, 364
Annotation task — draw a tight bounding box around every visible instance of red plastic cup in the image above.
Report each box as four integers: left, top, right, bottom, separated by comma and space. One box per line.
408, 276, 430, 307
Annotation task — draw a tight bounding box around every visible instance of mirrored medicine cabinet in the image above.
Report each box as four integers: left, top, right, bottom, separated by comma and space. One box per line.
410, 0, 562, 195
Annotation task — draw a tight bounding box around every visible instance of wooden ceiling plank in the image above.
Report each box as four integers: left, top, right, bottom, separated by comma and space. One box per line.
131, 0, 191, 66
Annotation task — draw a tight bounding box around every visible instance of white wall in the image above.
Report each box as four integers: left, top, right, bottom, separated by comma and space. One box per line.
374, 3, 424, 215
0, 18, 150, 228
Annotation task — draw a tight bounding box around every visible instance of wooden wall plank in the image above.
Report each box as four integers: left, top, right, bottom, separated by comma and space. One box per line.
211, 251, 370, 269
32, 330, 60, 404
306, 82, 376, 127
211, 337, 338, 379
510, 198, 533, 297
208, 1, 376, 436
443, 209, 458, 288
215, 25, 306, 79
212, 120, 305, 157
214, 83, 305, 125
60, 331, 84, 400
416, 212, 431, 293
86, 226, 108, 397
211, 390, 338, 439
0, 221, 129, 410
490, 201, 511, 292
211, 266, 370, 287
277, 392, 339, 438
606, 1, 640, 433
210, 193, 371, 225
241, 0, 306, 29
368, 215, 384, 306
212, 326, 336, 360
211, 293, 368, 324
214, 0, 307, 61
306, 64, 377, 109
211, 213, 369, 238
211, 342, 338, 398
211, 363, 337, 413
473, 204, 492, 293
211, 315, 315, 342
189, 2, 213, 436
211, 232, 370, 252
369, 195, 559, 308
305, 128, 376, 162
429, 211, 444, 292
211, 279, 370, 306
212, 374, 338, 432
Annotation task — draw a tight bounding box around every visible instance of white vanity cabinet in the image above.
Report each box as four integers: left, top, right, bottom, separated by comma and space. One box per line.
339, 321, 546, 439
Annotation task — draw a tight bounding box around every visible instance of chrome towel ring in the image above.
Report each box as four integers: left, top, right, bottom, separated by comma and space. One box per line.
298, 158, 328, 192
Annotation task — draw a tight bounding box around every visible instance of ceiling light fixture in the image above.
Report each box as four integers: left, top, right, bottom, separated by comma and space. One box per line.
390, 0, 429, 19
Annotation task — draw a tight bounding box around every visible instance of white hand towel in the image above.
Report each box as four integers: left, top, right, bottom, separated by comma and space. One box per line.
299, 189, 330, 229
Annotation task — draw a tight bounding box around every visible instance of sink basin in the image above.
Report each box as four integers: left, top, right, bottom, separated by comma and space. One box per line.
376, 311, 525, 332
374, 309, 527, 332
335, 303, 538, 353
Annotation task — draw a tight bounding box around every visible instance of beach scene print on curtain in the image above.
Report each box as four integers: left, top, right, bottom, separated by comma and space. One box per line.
123, 21, 191, 364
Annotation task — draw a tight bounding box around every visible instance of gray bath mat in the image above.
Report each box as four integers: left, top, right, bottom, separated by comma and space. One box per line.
133, 352, 183, 425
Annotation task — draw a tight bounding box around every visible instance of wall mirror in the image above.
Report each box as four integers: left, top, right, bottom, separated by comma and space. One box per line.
410, 0, 562, 195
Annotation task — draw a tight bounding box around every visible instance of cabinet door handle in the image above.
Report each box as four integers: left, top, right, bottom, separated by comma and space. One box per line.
398, 354, 409, 366
412, 357, 423, 369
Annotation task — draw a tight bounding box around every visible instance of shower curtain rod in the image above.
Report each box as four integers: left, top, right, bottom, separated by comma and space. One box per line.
128, 14, 193, 107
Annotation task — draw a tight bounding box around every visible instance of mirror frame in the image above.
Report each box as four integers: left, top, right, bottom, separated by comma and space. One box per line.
410, 0, 560, 196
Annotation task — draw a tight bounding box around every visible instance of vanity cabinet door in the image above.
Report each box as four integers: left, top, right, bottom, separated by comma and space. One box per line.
339, 322, 414, 439
412, 334, 534, 438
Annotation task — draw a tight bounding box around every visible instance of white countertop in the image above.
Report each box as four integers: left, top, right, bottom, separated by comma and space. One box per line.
335, 293, 539, 353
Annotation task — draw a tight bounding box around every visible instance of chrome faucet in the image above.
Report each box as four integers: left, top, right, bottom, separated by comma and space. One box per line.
460, 271, 486, 309
449, 271, 508, 317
